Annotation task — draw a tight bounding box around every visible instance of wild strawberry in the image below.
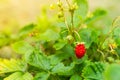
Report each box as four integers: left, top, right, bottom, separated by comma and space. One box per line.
75, 43, 86, 58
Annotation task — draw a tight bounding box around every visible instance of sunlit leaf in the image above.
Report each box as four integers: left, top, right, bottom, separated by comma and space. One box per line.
12, 41, 34, 54
38, 29, 60, 41
4, 72, 33, 80
18, 24, 35, 37
0, 59, 27, 74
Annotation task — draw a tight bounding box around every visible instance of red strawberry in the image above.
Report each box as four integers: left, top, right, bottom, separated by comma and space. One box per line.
75, 43, 86, 58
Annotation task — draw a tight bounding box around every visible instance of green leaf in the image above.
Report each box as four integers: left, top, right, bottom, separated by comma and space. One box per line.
36, 6, 59, 32
104, 64, 120, 80
49, 44, 74, 66
24, 52, 51, 70
4, 72, 33, 80
49, 51, 72, 66
18, 24, 35, 37
61, 44, 75, 56
12, 41, 34, 54
0, 59, 27, 74
0, 33, 10, 47
78, 28, 92, 48
74, 54, 88, 64
38, 29, 60, 41
52, 62, 75, 76
70, 74, 82, 80
34, 72, 50, 80
79, 28, 100, 48
82, 62, 106, 80
85, 8, 107, 24
73, 0, 88, 27
53, 40, 67, 50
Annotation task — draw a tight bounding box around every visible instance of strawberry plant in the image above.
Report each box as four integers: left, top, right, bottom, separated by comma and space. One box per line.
0, 0, 120, 80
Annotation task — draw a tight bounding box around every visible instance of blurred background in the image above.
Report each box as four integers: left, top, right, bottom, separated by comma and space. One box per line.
0, 0, 120, 32
0, 0, 120, 58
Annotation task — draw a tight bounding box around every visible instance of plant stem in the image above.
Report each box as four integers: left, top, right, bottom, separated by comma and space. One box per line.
74, 30, 81, 41
65, 0, 73, 34
66, 0, 71, 7
65, 0, 75, 34
57, 0, 70, 33
97, 49, 105, 62
71, 11, 74, 31
114, 53, 119, 60
64, 17, 71, 33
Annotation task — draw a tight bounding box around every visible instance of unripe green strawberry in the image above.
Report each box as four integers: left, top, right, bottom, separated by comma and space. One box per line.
66, 35, 74, 43
66, 35, 74, 41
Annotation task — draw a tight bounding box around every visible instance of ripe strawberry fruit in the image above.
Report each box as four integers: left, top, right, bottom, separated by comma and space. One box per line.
75, 43, 86, 58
